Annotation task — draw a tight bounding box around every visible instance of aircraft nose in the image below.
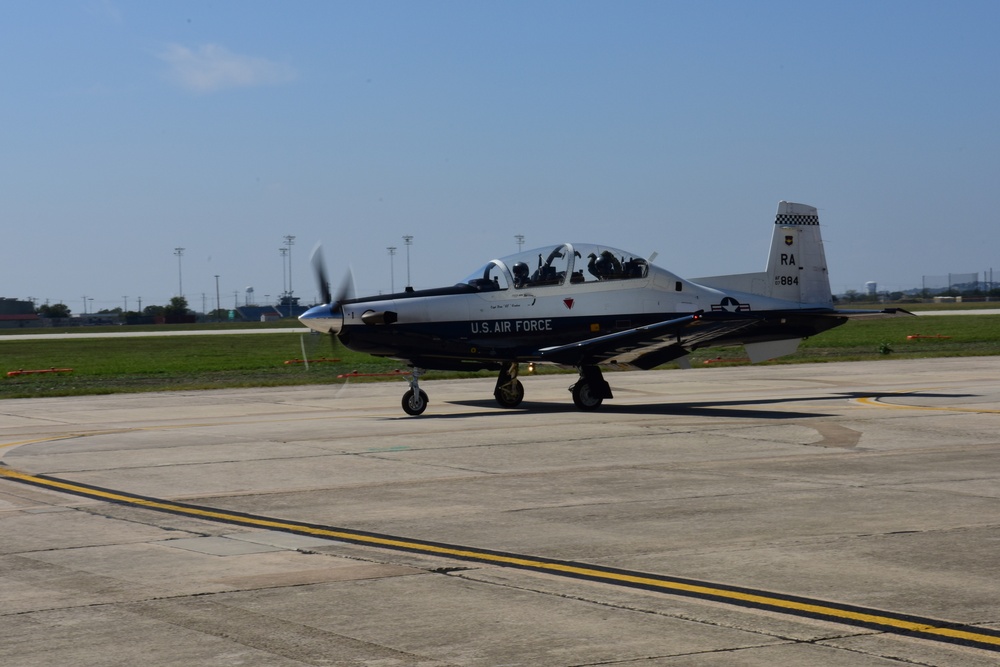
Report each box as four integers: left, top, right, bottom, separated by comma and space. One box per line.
298, 303, 344, 335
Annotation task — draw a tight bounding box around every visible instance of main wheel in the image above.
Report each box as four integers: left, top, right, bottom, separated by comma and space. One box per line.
571, 381, 603, 411
494, 378, 525, 408
402, 388, 429, 416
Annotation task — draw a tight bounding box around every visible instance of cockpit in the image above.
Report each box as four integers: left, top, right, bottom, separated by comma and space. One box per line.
462, 243, 650, 292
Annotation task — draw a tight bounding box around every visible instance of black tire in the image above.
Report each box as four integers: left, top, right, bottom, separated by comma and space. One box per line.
571, 381, 603, 411
494, 378, 525, 408
402, 388, 429, 416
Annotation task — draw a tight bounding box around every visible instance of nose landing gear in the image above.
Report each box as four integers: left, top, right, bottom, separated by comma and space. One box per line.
401, 367, 428, 416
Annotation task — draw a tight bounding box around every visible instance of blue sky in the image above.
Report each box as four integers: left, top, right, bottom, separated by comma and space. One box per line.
3, 1, 998, 313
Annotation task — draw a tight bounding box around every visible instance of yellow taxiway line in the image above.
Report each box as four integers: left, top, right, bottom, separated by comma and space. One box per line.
2, 463, 998, 654
856, 395, 1000, 414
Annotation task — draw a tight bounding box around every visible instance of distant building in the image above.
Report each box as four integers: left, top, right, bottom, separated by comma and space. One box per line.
0, 297, 40, 329
77, 313, 121, 326
276, 294, 308, 318
235, 305, 283, 322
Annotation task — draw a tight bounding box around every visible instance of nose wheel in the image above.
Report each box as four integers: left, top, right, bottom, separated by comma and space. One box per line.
402, 388, 429, 416
401, 367, 428, 416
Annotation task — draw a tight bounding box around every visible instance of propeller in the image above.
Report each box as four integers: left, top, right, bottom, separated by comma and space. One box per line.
296, 244, 358, 398
306, 241, 355, 354
310, 243, 355, 307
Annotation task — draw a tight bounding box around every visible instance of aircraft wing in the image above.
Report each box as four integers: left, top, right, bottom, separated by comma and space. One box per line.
538, 312, 762, 370
537, 307, 913, 370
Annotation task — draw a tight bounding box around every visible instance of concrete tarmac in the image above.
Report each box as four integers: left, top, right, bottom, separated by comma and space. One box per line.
2, 357, 999, 666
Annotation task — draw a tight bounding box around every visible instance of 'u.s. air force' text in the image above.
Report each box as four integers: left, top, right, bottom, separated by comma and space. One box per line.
471, 319, 553, 334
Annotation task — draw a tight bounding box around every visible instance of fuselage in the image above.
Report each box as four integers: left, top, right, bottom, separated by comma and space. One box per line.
299, 242, 841, 371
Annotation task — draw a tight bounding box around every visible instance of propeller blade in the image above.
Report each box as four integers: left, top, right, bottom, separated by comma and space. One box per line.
336, 268, 355, 304
310, 243, 332, 305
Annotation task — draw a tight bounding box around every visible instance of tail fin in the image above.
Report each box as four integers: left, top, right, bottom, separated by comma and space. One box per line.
765, 202, 831, 305
693, 201, 833, 306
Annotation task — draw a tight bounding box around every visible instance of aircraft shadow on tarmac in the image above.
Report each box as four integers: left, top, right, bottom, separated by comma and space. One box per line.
836, 391, 979, 400
438, 390, 980, 420
443, 397, 830, 420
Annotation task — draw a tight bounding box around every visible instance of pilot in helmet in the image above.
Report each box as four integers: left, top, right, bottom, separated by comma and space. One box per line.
588, 250, 622, 279
512, 261, 530, 288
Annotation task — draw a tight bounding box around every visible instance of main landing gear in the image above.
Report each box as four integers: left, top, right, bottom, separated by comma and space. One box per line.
493, 362, 612, 412
569, 365, 613, 411
493, 362, 524, 408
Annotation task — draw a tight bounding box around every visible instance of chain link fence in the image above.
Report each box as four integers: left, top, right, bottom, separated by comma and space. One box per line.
921, 272, 988, 294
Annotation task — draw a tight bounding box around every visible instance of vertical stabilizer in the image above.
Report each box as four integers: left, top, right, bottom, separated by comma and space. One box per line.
764, 202, 832, 305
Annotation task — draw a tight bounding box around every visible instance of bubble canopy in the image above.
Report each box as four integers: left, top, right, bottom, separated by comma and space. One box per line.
462, 243, 650, 292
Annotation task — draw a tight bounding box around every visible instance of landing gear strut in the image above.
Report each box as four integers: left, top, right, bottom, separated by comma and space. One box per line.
569, 365, 612, 411
493, 361, 524, 409
401, 367, 428, 416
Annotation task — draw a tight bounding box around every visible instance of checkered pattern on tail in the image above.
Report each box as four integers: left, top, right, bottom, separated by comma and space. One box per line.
775, 214, 819, 226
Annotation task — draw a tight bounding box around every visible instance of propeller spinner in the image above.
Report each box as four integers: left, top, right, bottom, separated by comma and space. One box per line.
300, 244, 353, 335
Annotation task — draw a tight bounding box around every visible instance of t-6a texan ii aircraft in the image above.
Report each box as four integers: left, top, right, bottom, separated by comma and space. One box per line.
300, 201, 909, 415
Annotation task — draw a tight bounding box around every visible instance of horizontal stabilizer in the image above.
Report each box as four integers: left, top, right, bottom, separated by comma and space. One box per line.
835, 307, 915, 319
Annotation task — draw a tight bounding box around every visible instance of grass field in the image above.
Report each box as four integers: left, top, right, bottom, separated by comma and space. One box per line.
2, 314, 998, 399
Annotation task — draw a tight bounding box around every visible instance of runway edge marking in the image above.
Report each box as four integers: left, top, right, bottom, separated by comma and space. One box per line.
2, 465, 999, 654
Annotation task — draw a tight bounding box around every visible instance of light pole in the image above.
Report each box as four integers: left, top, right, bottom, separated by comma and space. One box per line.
387, 246, 397, 293
81, 295, 88, 315
403, 235, 413, 288
279, 247, 288, 298
515, 234, 525, 252
283, 235, 295, 298
214, 275, 220, 320
174, 247, 185, 296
